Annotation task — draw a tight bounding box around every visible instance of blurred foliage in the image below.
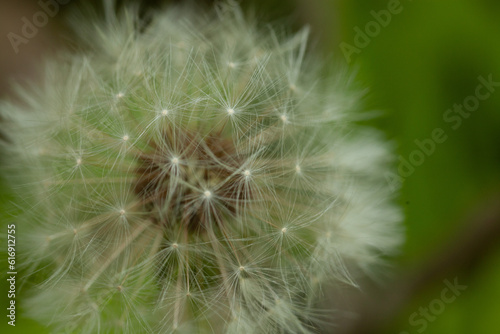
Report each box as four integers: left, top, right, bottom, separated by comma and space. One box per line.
334, 0, 500, 333
1, 0, 500, 333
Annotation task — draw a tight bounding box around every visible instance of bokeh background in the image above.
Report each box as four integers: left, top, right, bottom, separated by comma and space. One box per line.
1, 0, 499, 333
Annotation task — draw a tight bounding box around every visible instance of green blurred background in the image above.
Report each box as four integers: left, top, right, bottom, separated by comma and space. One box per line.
1, 0, 499, 333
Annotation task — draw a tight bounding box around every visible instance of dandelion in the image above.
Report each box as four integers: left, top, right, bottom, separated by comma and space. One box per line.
1, 2, 402, 333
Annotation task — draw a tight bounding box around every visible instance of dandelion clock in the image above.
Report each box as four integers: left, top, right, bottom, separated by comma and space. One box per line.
0, 1, 403, 333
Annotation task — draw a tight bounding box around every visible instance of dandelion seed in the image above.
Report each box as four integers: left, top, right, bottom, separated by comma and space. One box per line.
203, 190, 212, 199
122, 135, 129, 141
171, 157, 179, 164
295, 164, 301, 173
227, 108, 235, 115
161, 109, 169, 116
243, 169, 251, 176
116, 92, 125, 99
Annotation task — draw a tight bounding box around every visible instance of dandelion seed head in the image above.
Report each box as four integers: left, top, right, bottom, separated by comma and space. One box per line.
2, 2, 403, 333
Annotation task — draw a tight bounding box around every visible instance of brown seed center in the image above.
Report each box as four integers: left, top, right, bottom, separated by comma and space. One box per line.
134, 129, 249, 232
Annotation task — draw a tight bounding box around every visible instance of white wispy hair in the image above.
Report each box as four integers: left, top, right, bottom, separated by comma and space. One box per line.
1, 1, 402, 333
